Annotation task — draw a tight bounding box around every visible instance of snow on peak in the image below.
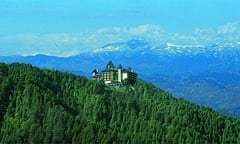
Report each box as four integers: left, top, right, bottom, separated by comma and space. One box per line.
93, 44, 128, 53
167, 42, 178, 47
91, 39, 240, 56
167, 42, 204, 48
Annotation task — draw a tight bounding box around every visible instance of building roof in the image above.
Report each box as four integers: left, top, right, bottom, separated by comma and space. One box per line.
118, 64, 122, 69
106, 60, 115, 70
92, 69, 98, 74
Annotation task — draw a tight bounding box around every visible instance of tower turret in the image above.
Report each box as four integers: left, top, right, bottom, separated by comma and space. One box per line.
92, 69, 98, 80
106, 60, 115, 70
118, 64, 122, 82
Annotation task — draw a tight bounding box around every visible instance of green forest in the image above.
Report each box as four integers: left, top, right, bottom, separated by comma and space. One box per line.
0, 63, 240, 143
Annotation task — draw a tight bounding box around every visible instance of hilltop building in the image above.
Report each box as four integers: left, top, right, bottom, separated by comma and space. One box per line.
92, 61, 137, 87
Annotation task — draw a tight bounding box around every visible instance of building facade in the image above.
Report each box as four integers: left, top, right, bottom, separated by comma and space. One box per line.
92, 61, 137, 87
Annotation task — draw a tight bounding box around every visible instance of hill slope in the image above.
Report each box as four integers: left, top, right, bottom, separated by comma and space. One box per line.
0, 63, 240, 143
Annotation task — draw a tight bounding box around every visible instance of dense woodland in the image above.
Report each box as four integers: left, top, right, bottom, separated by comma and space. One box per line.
0, 63, 240, 143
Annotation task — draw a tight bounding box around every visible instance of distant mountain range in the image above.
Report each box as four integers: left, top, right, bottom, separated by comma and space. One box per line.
1, 39, 240, 118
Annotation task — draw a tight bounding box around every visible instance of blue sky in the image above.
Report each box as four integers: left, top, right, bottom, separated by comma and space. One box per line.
0, 0, 240, 56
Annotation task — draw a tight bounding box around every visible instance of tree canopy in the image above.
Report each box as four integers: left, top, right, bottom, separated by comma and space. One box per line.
0, 63, 240, 143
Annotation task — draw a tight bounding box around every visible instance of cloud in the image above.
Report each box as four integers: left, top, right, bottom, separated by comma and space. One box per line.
217, 22, 239, 34
1, 22, 240, 56
129, 24, 164, 35
93, 24, 167, 46
0, 33, 84, 57
193, 22, 240, 43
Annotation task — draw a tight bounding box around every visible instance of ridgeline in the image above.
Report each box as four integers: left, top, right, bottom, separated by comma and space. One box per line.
0, 63, 240, 143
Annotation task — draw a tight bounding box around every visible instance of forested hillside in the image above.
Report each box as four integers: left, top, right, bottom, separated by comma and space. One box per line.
0, 63, 240, 143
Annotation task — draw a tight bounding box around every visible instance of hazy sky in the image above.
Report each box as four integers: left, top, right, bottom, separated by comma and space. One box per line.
0, 0, 240, 56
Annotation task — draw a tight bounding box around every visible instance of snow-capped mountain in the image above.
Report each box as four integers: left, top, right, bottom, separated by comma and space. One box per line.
88, 39, 240, 73
93, 39, 240, 59
1, 39, 240, 76
93, 39, 151, 53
